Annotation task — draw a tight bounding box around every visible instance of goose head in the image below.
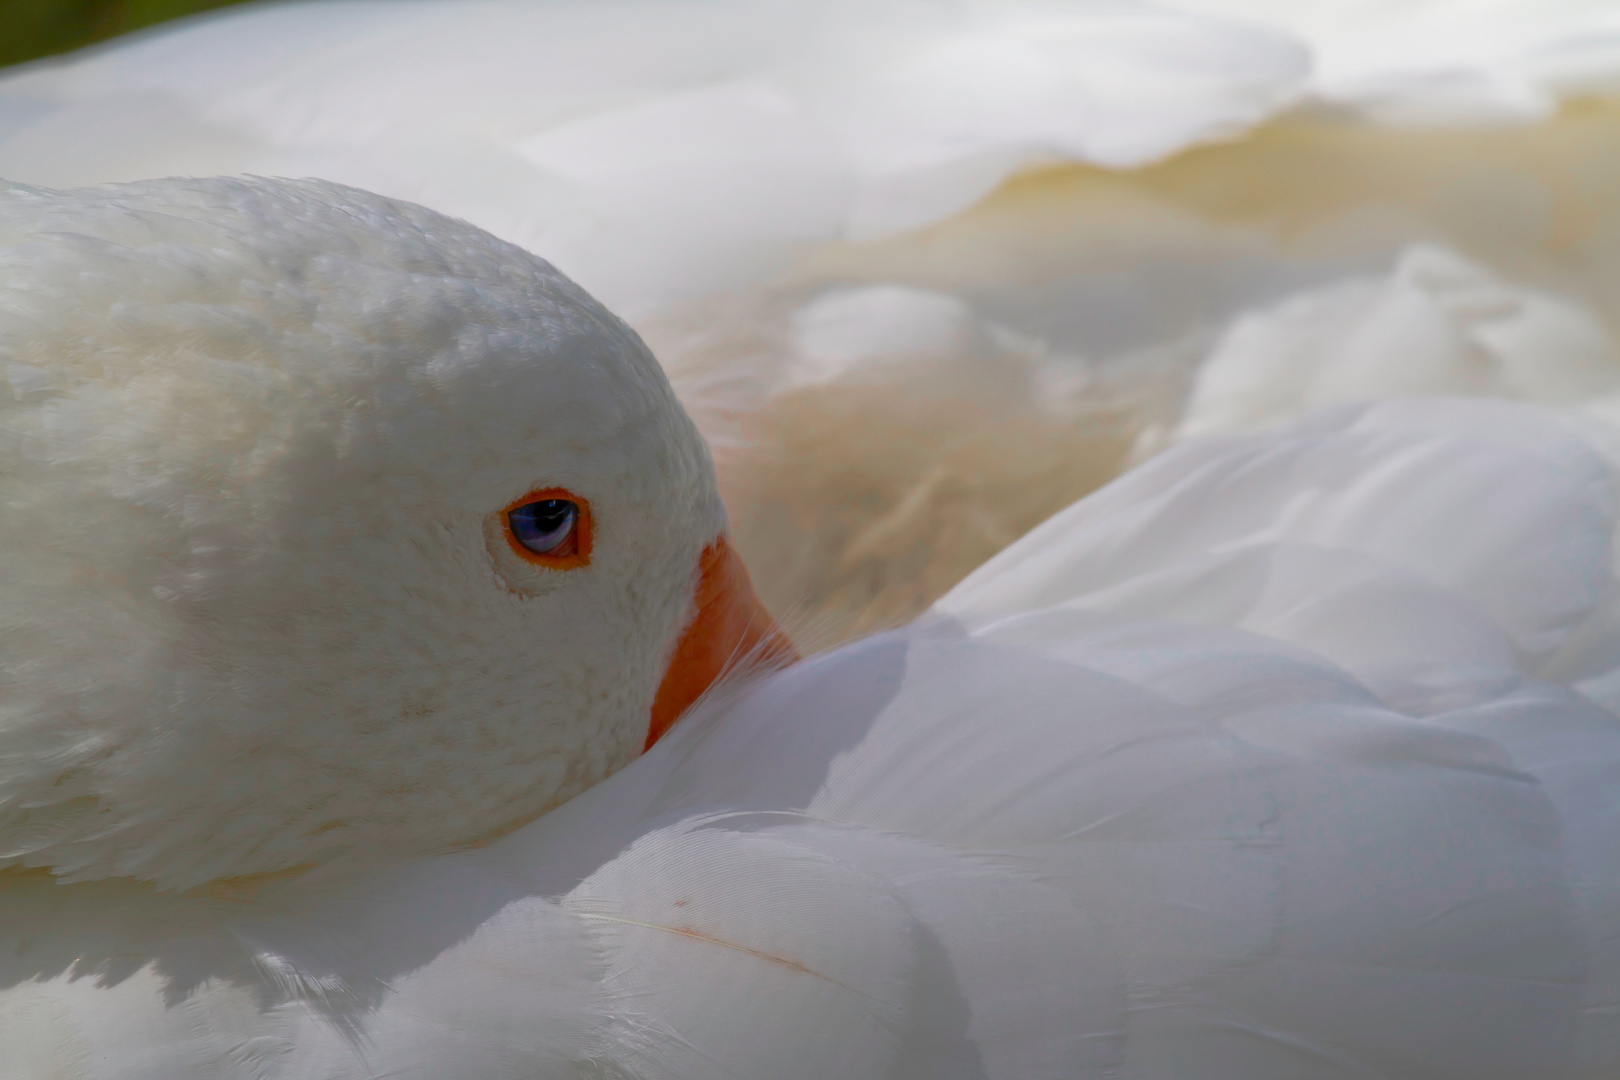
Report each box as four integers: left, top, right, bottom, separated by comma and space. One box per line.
0, 176, 791, 891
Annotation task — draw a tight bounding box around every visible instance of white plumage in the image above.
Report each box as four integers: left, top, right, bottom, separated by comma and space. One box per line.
0, 176, 1614, 1080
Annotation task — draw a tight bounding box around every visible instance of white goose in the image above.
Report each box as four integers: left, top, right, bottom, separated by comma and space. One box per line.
0, 175, 1617, 1080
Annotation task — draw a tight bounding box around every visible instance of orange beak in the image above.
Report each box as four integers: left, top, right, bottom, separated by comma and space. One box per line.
646, 536, 798, 750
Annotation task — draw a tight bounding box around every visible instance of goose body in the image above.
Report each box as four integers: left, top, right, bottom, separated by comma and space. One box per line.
0, 177, 1616, 1080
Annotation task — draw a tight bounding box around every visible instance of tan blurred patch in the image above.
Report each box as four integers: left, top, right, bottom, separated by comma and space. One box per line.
711, 388, 1130, 649
1121, 99, 1620, 261
799, 98, 1620, 305
645, 283, 1143, 651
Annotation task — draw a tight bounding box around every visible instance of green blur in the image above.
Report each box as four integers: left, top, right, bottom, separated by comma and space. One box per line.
0, 0, 255, 67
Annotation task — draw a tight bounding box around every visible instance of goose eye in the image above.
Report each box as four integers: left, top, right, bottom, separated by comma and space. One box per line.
508, 499, 579, 557
498, 488, 592, 570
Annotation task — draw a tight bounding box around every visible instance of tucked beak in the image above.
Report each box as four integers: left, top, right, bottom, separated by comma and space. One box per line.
647, 536, 798, 750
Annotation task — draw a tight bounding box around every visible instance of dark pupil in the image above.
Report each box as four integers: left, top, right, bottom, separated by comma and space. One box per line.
509, 499, 576, 552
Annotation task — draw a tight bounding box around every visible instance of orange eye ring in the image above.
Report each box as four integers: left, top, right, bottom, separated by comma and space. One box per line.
500, 488, 592, 569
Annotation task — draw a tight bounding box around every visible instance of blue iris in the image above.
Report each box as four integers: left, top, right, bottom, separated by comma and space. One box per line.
508, 499, 577, 555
